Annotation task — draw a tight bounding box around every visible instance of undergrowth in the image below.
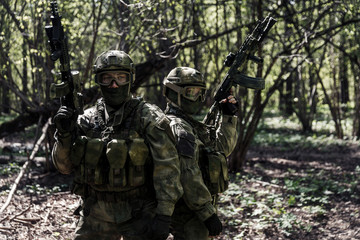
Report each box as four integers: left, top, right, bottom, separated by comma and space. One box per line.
253, 108, 360, 151
219, 166, 360, 239
218, 107, 360, 239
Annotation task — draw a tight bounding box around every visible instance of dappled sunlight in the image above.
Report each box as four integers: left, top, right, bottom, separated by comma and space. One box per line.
216, 144, 360, 239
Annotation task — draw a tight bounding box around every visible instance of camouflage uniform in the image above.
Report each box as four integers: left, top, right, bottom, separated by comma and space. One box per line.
52, 51, 183, 240
162, 67, 238, 239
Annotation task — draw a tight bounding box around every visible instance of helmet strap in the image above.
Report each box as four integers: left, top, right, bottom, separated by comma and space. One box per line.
163, 82, 184, 107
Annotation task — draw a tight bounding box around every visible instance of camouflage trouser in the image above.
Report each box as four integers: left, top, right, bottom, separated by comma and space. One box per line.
170, 202, 210, 240
74, 196, 156, 240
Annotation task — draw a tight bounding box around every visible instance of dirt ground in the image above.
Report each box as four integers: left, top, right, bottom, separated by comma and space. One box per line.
217, 144, 360, 240
0, 143, 359, 240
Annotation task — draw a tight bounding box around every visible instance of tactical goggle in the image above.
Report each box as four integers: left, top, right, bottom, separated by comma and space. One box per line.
97, 71, 130, 86
182, 86, 206, 101
164, 81, 206, 102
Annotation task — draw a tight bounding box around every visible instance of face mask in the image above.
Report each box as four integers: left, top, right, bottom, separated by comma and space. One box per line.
100, 83, 130, 107
181, 97, 203, 115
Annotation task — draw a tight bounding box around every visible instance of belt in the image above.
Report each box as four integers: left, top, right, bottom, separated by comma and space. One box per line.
87, 186, 148, 202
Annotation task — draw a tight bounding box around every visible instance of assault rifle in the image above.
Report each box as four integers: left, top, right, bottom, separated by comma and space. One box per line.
203, 16, 276, 125
45, 0, 83, 114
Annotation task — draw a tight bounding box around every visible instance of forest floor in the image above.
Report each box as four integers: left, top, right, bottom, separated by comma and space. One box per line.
217, 144, 360, 240
0, 131, 360, 239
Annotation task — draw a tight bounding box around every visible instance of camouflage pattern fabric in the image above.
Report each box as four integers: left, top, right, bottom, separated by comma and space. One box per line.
74, 197, 156, 240
165, 104, 238, 240
52, 97, 183, 239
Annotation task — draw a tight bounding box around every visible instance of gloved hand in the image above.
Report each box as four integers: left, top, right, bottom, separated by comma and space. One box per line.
204, 214, 222, 237
150, 214, 171, 240
219, 95, 238, 115
53, 106, 78, 133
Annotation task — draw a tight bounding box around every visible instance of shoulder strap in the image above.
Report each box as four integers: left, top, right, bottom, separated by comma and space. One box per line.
166, 105, 215, 147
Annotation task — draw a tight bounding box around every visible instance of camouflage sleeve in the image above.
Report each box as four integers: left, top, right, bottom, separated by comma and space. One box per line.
141, 103, 183, 216
51, 107, 94, 175
51, 131, 73, 174
215, 115, 239, 157
172, 120, 216, 221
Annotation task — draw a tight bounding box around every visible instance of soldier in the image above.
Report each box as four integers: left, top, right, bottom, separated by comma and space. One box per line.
162, 67, 239, 239
52, 50, 183, 240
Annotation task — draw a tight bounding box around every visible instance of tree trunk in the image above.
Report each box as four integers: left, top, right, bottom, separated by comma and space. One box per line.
1, 80, 10, 114
308, 65, 318, 119
328, 15, 343, 139
317, 61, 344, 139
294, 63, 312, 132
228, 0, 264, 171
339, 33, 349, 106
351, 61, 360, 138
114, 0, 130, 52
0, 5, 10, 114
192, 0, 202, 70
285, 73, 293, 115
350, 13, 360, 137
281, 0, 293, 116
82, 0, 103, 84
21, 37, 28, 113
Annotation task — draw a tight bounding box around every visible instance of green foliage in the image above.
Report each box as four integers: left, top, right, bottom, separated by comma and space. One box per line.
276, 213, 299, 236
304, 205, 327, 217
0, 162, 21, 176
219, 164, 359, 239
23, 183, 69, 195
220, 110, 360, 238
219, 175, 305, 238
1, 0, 360, 173
283, 170, 344, 206
254, 127, 354, 151
254, 107, 360, 151
0, 114, 17, 125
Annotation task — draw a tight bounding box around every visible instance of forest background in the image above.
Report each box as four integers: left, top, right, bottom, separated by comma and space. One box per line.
0, 0, 360, 239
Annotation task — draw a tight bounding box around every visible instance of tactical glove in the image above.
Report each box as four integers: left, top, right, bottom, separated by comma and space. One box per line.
220, 99, 238, 115
204, 214, 222, 236
53, 106, 78, 133
150, 214, 171, 240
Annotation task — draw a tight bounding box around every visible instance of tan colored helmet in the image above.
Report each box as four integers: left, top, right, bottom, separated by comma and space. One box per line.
163, 67, 206, 107
93, 50, 135, 83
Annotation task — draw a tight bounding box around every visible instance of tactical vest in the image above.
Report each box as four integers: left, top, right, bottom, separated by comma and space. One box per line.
166, 107, 229, 195
70, 98, 151, 197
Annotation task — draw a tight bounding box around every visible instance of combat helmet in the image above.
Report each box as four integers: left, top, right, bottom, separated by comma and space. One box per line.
163, 67, 206, 107
93, 50, 135, 84
93, 50, 136, 106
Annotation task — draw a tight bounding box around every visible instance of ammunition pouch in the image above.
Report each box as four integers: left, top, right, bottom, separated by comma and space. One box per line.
201, 148, 229, 195
70, 136, 88, 189
106, 139, 127, 187
69, 135, 149, 192
85, 138, 104, 185
128, 138, 149, 187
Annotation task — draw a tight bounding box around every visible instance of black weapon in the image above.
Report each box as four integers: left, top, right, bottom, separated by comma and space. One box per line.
203, 15, 276, 125
45, 0, 83, 114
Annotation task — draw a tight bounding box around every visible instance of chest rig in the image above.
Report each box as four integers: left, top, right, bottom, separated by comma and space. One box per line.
166, 106, 229, 195
70, 98, 150, 194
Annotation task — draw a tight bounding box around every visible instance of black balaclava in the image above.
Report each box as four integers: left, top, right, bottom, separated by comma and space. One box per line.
100, 82, 130, 107
167, 88, 203, 115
